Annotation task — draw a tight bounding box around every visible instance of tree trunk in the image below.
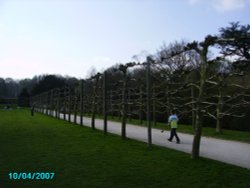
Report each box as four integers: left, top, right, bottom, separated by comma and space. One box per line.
50, 90, 54, 116
80, 80, 84, 126
128, 89, 131, 122
191, 48, 207, 159
166, 85, 170, 116
74, 95, 77, 124
63, 88, 67, 120
139, 86, 143, 124
91, 76, 100, 129
121, 73, 127, 139
216, 104, 223, 134
103, 71, 107, 134
110, 90, 114, 119
91, 98, 96, 129
56, 89, 60, 119
216, 118, 222, 134
192, 112, 202, 159
68, 89, 71, 122
146, 60, 152, 147
216, 84, 223, 134
153, 86, 156, 127
46, 91, 49, 115
191, 86, 196, 130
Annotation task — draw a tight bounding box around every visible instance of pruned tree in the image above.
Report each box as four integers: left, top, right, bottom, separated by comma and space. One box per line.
182, 35, 219, 159
119, 62, 136, 139
218, 22, 250, 71
204, 72, 250, 133
90, 72, 102, 129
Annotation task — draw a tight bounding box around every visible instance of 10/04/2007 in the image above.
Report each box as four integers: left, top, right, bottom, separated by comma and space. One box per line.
8, 172, 55, 180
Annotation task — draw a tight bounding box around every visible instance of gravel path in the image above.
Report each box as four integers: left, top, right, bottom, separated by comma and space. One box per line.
56, 113, 250, 169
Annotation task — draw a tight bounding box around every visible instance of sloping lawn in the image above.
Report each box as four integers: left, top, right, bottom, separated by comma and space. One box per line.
0, 109, 249, 188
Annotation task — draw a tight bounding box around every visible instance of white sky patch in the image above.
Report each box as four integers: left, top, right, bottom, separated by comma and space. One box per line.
91, 56, 115, 72
186, 0, 250, 11
187, 0, 201, 5
0, 23, 6, 31
0, 23, 8, 38
213, 0, 250, 12
0, 58, 45, 79
92, 56, 112, 64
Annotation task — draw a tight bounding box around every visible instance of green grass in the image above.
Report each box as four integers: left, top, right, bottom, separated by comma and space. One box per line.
83, 113, 250, 143
1, 109, 250, 188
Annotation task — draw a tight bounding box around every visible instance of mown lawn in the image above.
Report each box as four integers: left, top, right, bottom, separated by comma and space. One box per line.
0, 109, 250, 188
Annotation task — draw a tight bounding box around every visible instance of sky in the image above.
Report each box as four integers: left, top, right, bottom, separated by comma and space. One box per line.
0, 0, 249, 79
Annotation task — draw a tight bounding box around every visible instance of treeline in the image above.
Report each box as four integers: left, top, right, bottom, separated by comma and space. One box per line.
0, 75, 78, 106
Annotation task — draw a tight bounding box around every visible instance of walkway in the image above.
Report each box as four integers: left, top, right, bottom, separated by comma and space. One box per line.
55, 113, 250, 169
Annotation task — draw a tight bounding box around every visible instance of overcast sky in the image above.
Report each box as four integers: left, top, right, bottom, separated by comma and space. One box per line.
0, 0, 249, 79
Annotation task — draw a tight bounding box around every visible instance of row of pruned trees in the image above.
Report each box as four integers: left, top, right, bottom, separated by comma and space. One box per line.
31, 22, 250, 159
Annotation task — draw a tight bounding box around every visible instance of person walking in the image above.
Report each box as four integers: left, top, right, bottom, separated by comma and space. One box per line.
168, 110, 180, 144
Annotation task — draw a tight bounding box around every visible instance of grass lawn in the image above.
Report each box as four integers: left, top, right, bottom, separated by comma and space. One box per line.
83, 114, 250, 143
1, 109, 250, 188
